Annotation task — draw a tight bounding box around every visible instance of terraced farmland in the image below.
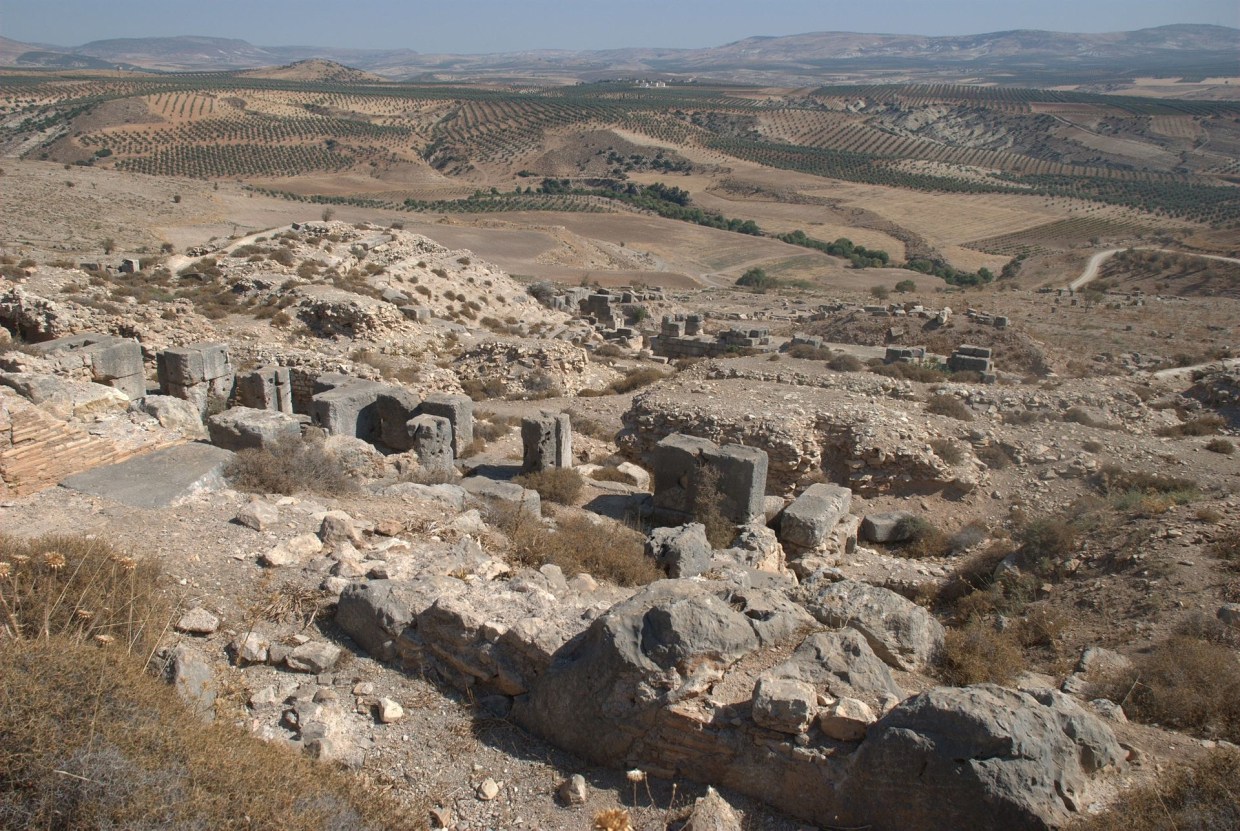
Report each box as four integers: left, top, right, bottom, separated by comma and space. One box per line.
0, 68, 1236, 228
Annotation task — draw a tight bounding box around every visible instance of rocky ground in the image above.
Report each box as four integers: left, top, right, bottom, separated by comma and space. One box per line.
1, 178, 1238, 830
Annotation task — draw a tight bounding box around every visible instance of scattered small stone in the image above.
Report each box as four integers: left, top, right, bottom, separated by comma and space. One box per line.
175, 606, 219, 635
377, 697, 405, 723
353, 681, 376, 696
230, 632, 269, 664
374, 519, 403, 537
286, 642, 342, 673
557, 773, 588, 806
477, 778, 500, 801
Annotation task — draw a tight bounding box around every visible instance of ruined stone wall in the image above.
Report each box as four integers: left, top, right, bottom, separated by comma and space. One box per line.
0, 388, 178, 495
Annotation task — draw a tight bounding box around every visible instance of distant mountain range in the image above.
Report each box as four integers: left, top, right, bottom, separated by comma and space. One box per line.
2, 25, 1237, 83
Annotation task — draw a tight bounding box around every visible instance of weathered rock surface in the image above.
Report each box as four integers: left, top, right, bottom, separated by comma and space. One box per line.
799, 578, 944, 672
838, 684, 1123, 831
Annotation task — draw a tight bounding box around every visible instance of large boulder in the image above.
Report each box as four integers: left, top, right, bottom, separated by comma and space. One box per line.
839, 684, 1124, 831
513, 580, 764, 765
646, 523, 711, 578
763, 628, 903, 715
207, 407, 301, 451
800, 578, 944, 672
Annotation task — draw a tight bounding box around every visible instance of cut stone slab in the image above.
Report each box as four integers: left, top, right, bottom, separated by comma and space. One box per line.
861, 511, 920, 544
208, 407, 300, 451
779, 484, 852, 549
461, 476, 541, 517
236, 500, 279, 532
60, 443, 234, 508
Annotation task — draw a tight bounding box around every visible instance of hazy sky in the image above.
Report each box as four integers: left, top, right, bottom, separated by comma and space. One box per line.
5, 0, 1238, 53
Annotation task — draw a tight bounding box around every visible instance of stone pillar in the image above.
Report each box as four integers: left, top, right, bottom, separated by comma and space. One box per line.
418, 393, 473, 457
157, 342, 234, 414
235, 367, 294, 415
521, 412, 572, 473
407, 414, 453, 472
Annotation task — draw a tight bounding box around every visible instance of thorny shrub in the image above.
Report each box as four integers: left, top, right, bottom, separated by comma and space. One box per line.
489, 504, 660, 587
1078, 748, 1240, 831
514, 468, 585, 510
225, 433, 357, 496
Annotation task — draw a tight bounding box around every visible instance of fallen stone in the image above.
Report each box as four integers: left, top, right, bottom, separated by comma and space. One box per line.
839, 684, 1123, 830
236, 500, 279, 532
429, 807, 452, 828
860, 511, 920, 543
166, 645, 215, 720
259, 533, 323, 567
175, 607, 219, 635
645, 523, 711, 578
477, 778, 500, 801
141, 394, 206, 438
230, 632, 269, 664
320, 510, 362, 546
60, 443, 234, 508
207, 407, 301, 451
779, 483, 852, 549
1217, 603, 1240, 628
800, 578, 945, 672
1077, 646, 1133, 677
557, 774, 588, 806
286, 642, 342, 674
377, 697, 405, 723
751, 676, 817, 734
683, 787, 742, 831
817, 696, 875, 742
461, 476, 541, 516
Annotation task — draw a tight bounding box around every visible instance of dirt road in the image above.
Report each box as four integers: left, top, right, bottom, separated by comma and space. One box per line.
1069, 247, 1240, 291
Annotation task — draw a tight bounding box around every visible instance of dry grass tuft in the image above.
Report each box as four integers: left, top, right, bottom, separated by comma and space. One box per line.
690, 465, 736, 549
1078, 748, 1240, 831
225, 433, 357, 496
1205, 438, 1235, 455
0, 640, 421, 830
514, 468, 585, 509
254, 581, 327, 627
594, 808, 634, 831
0, 534, 164, 652
925, 394, 974, 422
1093, 635, 1240, 743
935, 621, 1025, 686
490, 505, 660, 587
1155, 413, 1225, 437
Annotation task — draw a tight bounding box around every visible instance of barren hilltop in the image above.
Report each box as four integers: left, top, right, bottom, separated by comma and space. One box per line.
0, 28, 1238, 831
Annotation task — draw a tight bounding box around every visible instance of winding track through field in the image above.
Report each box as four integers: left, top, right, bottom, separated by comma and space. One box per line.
1068, 247, 1240, 291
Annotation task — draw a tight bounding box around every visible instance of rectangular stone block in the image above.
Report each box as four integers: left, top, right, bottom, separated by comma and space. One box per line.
779, 483, 852, 549
308, 381, 387, 442
235, 367, 293, 414
702, 443, 769, 524
376, 387, 421, 451
207, 407, 301, 451
418, 393, 473, 457
652, 433, 716, 512
521, 415, 557, 473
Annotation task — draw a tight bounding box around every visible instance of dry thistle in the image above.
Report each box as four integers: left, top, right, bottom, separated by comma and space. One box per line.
110, 554, 137, 571
10, 554, 29, 565
43, 551, 66, 570
74, 609, 94, 620
0, 562, 10, 579
593, 808, 633, 831
94, 633, 115, 646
